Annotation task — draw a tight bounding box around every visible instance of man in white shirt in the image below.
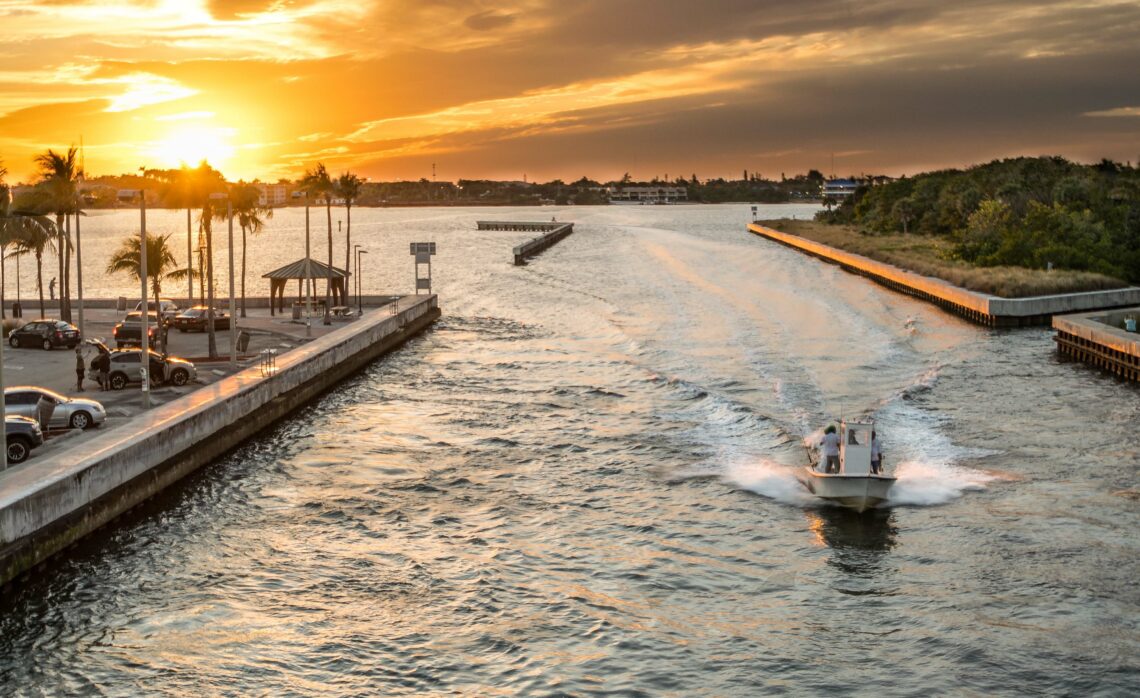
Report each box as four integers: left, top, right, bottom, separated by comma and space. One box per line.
870, 431, 883, 474
820, 425, 840, 473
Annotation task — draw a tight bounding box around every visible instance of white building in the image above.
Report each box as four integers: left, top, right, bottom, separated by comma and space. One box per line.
255, 183, 289, 207
607, 185, 688, 204
822, 179, 860, 200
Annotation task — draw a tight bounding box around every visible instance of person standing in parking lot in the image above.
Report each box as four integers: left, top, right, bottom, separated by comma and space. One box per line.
75, 346, 86, 391
94, 350, 110, 390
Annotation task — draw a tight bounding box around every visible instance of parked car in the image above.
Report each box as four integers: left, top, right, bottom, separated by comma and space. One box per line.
5, 415, 44, 464
112, 311, 165, 348
134, 299, 181, 322
172, 306, 231, 332
4, 386, 106, 430
104, 349, 197, 390
8, 319, 81, 350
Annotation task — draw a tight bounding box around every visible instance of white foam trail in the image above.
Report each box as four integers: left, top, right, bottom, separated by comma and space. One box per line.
723, 458, 816, 507
886, 459, 998, 506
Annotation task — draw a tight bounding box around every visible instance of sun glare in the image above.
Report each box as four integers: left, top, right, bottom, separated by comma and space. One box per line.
148, 125, 236, 170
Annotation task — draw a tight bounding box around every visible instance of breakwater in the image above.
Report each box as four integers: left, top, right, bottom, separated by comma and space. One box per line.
748, 223, 1140, 326
0, 294, 440, 585
475, 220, 574, 265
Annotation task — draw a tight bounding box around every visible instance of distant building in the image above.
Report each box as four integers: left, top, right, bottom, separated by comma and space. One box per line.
116, 189, 141, 203
607, 185, 688, 204
255, 183, 288, 207
822, 179, 859, 200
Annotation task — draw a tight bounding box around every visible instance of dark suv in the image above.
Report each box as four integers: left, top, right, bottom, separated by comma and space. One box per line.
5, 415, 44, 464
8, 319, 81, 350
112, 312, 165, 348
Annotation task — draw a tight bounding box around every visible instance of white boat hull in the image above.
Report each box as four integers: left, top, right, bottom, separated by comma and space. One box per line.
803, 469, 896, 512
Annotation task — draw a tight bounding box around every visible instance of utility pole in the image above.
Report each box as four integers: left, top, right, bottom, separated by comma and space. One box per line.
139, 186, 151, 410
227, 197, 236, 370
305, 195, 312, 337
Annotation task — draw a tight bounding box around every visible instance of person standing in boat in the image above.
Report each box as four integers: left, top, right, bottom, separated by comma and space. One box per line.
819, 425, 840, 473
870, 431, 883, 474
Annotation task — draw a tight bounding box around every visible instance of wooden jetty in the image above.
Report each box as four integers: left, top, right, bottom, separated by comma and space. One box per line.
477, 220, 575, 265
748, 223, 1140, 327
1053, 309, 1140, 383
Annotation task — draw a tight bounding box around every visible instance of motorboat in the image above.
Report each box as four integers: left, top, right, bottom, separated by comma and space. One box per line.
803, 419, 896, 512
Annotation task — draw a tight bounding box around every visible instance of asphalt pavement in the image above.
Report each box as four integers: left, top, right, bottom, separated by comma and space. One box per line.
2, 301, 395, 463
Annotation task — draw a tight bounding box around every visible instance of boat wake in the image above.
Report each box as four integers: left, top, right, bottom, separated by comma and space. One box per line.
886, 459, 999, 506
717, 452, 998, 510
722, 458, 817, 507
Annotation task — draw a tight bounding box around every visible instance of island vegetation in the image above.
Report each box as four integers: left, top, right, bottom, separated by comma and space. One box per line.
783, 156, 1139, 297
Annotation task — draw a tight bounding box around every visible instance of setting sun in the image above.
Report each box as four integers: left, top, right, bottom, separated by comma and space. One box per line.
147, 124, 236, 171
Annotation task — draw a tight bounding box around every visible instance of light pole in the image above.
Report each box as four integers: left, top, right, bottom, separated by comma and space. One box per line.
209, 192, 238, 369
226, 197, 236, 369
75, 188, 85, 338
304, 193, 312, 337
351, 242, 360, 312
138, 185, 151, 410
355, 246, 367, 315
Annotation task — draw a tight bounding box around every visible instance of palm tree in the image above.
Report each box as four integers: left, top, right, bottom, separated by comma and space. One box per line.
106, 233, 189, 352
10, 209, 58, 319
34, 147, 80, 322
226, 183, 273, 318
300, 163, 334, 322
0, 177, 56, 320
336, 172, 363, 282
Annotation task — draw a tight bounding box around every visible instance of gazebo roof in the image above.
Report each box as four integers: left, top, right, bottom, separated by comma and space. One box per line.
262, 257, 349, 280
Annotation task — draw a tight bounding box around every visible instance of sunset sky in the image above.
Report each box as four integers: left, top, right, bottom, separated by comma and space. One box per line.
1, 0, 1137, 184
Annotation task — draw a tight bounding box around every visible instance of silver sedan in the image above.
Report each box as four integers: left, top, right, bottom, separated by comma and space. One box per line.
3, 386, 107, 430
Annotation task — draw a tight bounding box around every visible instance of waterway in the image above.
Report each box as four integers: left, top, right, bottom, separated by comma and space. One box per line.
1, 204, 1137, 695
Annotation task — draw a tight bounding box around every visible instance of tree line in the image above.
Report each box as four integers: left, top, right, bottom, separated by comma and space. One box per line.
818, 156, 1140, 283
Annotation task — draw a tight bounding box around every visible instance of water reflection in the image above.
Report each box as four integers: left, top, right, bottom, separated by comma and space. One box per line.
807, 507, 897, 552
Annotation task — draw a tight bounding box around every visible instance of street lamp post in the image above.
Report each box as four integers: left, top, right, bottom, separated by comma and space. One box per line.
355, 246, 368, 315
304, 194, 312, 337
75, 189, 85, 338
209, 192, 238, 369
138, 187, 151, 410
226, 197, 236, 370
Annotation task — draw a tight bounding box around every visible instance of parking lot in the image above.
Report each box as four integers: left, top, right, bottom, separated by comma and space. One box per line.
3, 302, 387, 463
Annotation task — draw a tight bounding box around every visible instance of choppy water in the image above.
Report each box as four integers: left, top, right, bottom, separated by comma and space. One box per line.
1, 205, 1137, 696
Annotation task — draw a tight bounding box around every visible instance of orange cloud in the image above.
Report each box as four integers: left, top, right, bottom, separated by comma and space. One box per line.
0, 0, 1136, 182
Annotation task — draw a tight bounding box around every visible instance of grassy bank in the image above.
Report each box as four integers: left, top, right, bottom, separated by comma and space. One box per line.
758, 219, 1129, 298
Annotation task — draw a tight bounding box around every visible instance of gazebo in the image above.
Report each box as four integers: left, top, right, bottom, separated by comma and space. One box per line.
263, 257, 349, 316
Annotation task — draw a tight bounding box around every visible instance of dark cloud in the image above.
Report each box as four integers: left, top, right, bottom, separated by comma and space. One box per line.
464, 11, 514, 31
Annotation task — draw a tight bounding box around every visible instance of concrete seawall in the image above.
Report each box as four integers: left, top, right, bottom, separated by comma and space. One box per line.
748, 223, 1140, 326
1053, 308, 1140, 382
0, 295, 441, 585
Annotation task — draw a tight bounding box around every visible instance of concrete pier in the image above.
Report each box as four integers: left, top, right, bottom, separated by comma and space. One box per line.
1053, 308, 1140, 382
748, 223, 1140, 326
0, 295, 440, 585
476, 221, 574, 265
